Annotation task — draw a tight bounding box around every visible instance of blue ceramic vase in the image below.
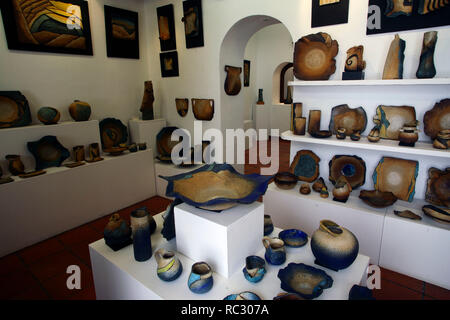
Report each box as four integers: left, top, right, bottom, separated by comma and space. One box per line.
311, 220, 359, 271
262, 236, 286, 265
263, 215, 274, 236
242, 256, 266, 283
188, 262, 214, 294
130, 208, 152, 262
155, 248, 183, 282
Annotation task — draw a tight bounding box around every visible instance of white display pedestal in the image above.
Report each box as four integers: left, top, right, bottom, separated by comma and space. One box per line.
128, 119, 166, 158
89, 212, 370, 300
154, 160, 203, 198
175, 202, 264, 278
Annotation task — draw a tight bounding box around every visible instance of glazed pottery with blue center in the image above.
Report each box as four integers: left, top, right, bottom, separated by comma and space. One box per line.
278, 229, 308, 247
188, 262, 213, 294
311, 220, 359, 271
264, 215, 274, 236
155, 248, 183, 282
130, 208, 152, 262
243, 255, 266, 283
262, 236, 286, 265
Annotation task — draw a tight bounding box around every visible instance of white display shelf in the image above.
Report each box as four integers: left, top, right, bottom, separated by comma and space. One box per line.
288, 78, 450, 87
281, 131, 450, 159
89, 211, 370, 300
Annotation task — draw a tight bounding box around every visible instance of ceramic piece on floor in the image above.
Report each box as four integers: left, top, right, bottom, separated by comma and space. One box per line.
332, 176, 352, 203
130, 208, 152, 262
289, 150, 320, 183
37, 107, 60, 125
155, 248, 183, 282
383, 34, 405, 79
425, 167, 450, 207
103, 213, 132, 251
27, 136, 70, 170
348, 284, 375, 300
359, 189, 398, 208
262, 236, 286, 266
416, 31, 437, 79
242, 255, 266, 283
278, 229, 308, 248
224, 291, 261, 300
300, 183, 311, 195
422, 205, 450, 224
423, 99, 450, 140
69, 100, 91, 122
5, 154, 25, 175
274, 172, 297, 190
394, 210, 422, 221
188, 262, 214, 294
264, 214, 274, 236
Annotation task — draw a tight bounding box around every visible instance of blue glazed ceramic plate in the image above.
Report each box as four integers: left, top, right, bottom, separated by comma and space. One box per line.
160, 163, 273, 211
277, 263, 333, 299
278, 229, 308, 247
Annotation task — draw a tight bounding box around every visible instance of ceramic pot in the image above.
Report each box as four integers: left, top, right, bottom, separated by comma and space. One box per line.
87, 143, 102, 162
69, 100, 91, 121
5, 155, 25, 175
129, 143, 138, 152
274, 172, 297, 190
130, 208, 152, 262
293, 117, 306, 135
138, 143, 147, 151
242, 255, 266, 283
320, 187, 329, 198
262, 236, 286, 265
332, 176, 352, 203
311, 220, 359, 271
433, 130, 450, 149
188, 262, 214, 294
264, 215, 274, 236
300, 183, 311, 195
368, 126, 381, 143
103, 213, 132, 251
336, 128, 346, 140
312, 177, 326, 193
256, 89, 264, 105
73, 145, 85, 162
350, 131, 361, 141
155, 248, 183, 282
37, 107, 60, 125
398, 126, 419, 147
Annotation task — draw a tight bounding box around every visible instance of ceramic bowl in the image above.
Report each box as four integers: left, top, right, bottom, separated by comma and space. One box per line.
224, 291, 261, 300
188, 262, 214, 294
242, 255, 266, 283
274, 172, 297, 190
359, 190, 398, 208
422, 205, 450, 224
278, 229, 308, 247
37, 107, 60, 125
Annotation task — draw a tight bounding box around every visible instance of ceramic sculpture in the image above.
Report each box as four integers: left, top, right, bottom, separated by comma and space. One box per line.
328, 155, 366, 189
336, 128, 346, 139
188, 262, 214, 294
425, 167, 450, 208
418, 0, 450, 15
99, 118, 128, 149
423, 99, 450, 141
385, 0, 413, 17
192, 98, 214, 121
422, 205, 450, 224
256, 89, 264, 105
308, 110, 332, 138
311, 220, 359, 271
262, 236, 286, 265
289, 150, 321, 182
264, 215, 274, 236
37, 107, 60, 125
416, 31, 437, 79
103, 213, 132, 251
161, 198, 183, 241
242, 255, 266, 283
0, 91, 32, 129
394, 210, 422, 221
224, 292, 261, 300
359, 189, 398, 208
155, 248, 183, 282
300, 183, 311, 195
130, 208, 152, 262
368, 126, 381, 142
329, 104, 367, 136
332, 175, 352, 203
27, 136, 70, 170
175, 98, 189, 117
291, 103, 306, 135
87, 143, 103, 163
383, 34, 405, 79
73, 145, 85, 162
140, 81, 154, 120
312, 177, 326, 193
398, 123, 419, 147
69, 100, 91, 122
343, 45, 366, 80
224, 65, 242, 96
278, 229, 308, 248
0, 165, 14, 184
5, 154, 25, 175
349, 285, 375, 300
274, 172, 297, 190
374, 105, 417, 140
433, 130, 450, 149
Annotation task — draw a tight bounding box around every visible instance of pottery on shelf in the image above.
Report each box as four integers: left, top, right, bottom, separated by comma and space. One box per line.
128, 143, 138, 153
274, 172, 297, 190
175, 98, 189, 117
224, 291, 261, 300
433, 130, 450, 149
349, 284, 375, 300
99, 118, 128, 149
293, 117, 307, 136
336, 128, 346, 139
155, 248, 183, 282
160, 163, 273, 211
264, 214, 274, 236
359, 190, 398, 208
398, 123, 419, 147
320, 187, 329, 198
103, 146, 128, 156
277, 263, 333, 299
416, 31, 437, 79
256, 89, 264, 105
130, 208, 152, 262
132, 207, 156, 235
188, 262, 214, 294
308, 110, 332, 138
18, 170, 46, 179
140, 81, 154, 120
312, 177, 326, 193
329, 155, 366, 189
332, 176, 352, 203
87, 143, 103, 163
350, 131, 361, 141
73, 145, 85, 162
422, 205, 450, 224
262, 236, 286, 265
311, 220, 359, 271
278, 229, 308, 248
374, 105, 417, 140
192, 99, 214, 121
103, 213, 132, 251
0, 91, 32, 129
383, 34, 405, 79
138, 143, 147, 151
329, 104, 367, 136
242, 255, 266, 283
5, 154, 25, 175
394, 210, 422, 221
425, 167, 450, 208
289, 150, 320, 183
224, 65, 242, 96
423, 99, 450, 141
300, 183, 311, 195
69, 100, 91, 122
273, 292, 305, 300
37, 107, 60, 125
343, 45, 366, 80
27, 135, 70, 170
368, 126, 381, 142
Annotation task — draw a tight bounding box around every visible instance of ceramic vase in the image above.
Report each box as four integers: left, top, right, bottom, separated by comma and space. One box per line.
263, 215, 274, 236
188, 262, 214, 294
73, 145, 85, 162
416, 31, 437, 79
103, 213, 132, 251
311, 220, 359, 271
130, 208, 152, 262
88, 143, 102, 162
398, 125, 419, 147
69, 100, 91, 121
155, 248, 183, 282
242, 255, 266, 283
256, 89, 264, 105
332, 176, 352, 203
262, 236, 286, 265
6, 155, 25, 175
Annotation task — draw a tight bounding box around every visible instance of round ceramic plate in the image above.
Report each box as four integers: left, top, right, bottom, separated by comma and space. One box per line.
99, 118, 128, 149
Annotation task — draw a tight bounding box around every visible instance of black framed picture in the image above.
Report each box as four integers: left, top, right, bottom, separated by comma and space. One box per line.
104, 5, 139, 59
0, 0, 93, 55
182, 0, 204, 49
160, 51, 179, 77
243, 60, 250, 87
312, 0, 349, 28
366, 0, 450, 35
157, 4, 176, 52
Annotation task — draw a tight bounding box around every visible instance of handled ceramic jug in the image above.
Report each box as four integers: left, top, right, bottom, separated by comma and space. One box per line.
155, 248, 183, 282
188, 262, 213, 294
262, 236, 286, 265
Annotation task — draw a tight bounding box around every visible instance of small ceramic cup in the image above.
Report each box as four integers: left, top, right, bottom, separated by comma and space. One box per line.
293, 117, 306, 136
242, 255, 266, 283
262, 236, 286, 265
264, 215, 274, 236
350, 131, 361, 141
300, 183, 311, 195
188, 262, 214, 294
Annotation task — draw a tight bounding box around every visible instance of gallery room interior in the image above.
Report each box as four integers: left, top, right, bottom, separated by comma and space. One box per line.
0, 0, 449, 301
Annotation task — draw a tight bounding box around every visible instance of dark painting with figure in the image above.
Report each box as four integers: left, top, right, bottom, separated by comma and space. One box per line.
182, 0, 204, 48
0, 0, 93, 55
160, 51, 179, 77
105, 5, 139, 59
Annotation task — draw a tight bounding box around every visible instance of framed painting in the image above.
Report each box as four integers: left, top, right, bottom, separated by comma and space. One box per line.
104, 5, 139, 59
182, 0, 204, 49
367, 0, 450, 35
0, 0, 93, 55
157, 4, 176, 52
312, 0, 349, 28
160, 51, 179, 77
243, 60, 250, 87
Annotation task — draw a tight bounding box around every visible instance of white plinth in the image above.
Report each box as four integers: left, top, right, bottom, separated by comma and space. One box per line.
89, 212, 370, 300
128, 119, 166, 158
175, 202, 264, 278
154, 160, 203, 198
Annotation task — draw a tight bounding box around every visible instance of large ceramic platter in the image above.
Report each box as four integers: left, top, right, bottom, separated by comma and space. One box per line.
293, 32, 338, 81
329, 155, 366, 189
27, 136, 70, 170
425, 167, 450, 208
99, 118, 128, 148
160, 163, 273, 211
328, 104, 367, 136
373, 105, 417, 140
192, 99, 214, 121
289, 150, 320, 182
0, 91, 32, 129
373, 157, 419, 202
423, 99, 450, 140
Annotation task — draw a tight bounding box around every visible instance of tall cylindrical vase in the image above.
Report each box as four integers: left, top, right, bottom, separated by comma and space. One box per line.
131, 208, 152, 262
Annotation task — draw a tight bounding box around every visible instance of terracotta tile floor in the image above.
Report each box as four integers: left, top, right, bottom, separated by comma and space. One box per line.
0, 138, 448, 300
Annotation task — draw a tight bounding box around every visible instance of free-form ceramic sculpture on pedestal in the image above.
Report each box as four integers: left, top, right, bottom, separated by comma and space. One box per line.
256, 89, 264, 105
383, 34, 405, 79
69, 100, 91, 121
155, 248, 183, 282
342, 45, 366, 80
140, 81, 155, 120
27, 136, 70, 170
103, 213, 132, 251
416, 31, 437, 79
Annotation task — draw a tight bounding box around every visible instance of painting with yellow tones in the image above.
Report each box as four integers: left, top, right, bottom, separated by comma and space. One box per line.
160, 51, 179, 78
157, 4, 176, 52
0, 0, 93, 55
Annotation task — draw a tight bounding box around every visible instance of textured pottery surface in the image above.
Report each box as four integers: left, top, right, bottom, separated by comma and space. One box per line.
425, 167, 450, 207
383, 34, 405, 79
69, 100, 91, 122
0, 91, 32, 129
224, 292, 261, 300
103, 213, 132, 251
416, 31, 437, 79
130, 208, 152, 262
311, 220, 359, 271
264, 215, 274, 236
332, 176, 352, 203
27, 136, 70, 171
329, 155, 366, 189
423, 99, 450, 140
373, 156, 419, 202
368, 126, 381, 142
160, 163, 273, 211
300, 183, 311, 195
175, 98, 189, 117
188, 262, 214, 294
349, 284, 375, 300
278, 229, 308, 248
289, 150, 320, 183
274, 172, 297, 190
328, 104, 367, 136
394, 210, 422, 221
140, 81, 154, 120
374, 105, 417, 140
262, 236, 286, 265
6, 154, 25, 175
422, 205, 450, 224
192, 99, 214, 121
37, 107, 60, 125
277, 263, 333, 299
359, 189, 398, 208
155, 248, 183, 282
293, 32, 338, 80
224, 65, 242, 96
99, 118, 128, 148
243, 255, 266, 283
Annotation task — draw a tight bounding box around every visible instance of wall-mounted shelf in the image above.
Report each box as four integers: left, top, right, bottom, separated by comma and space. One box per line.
288, 78, 450, 87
